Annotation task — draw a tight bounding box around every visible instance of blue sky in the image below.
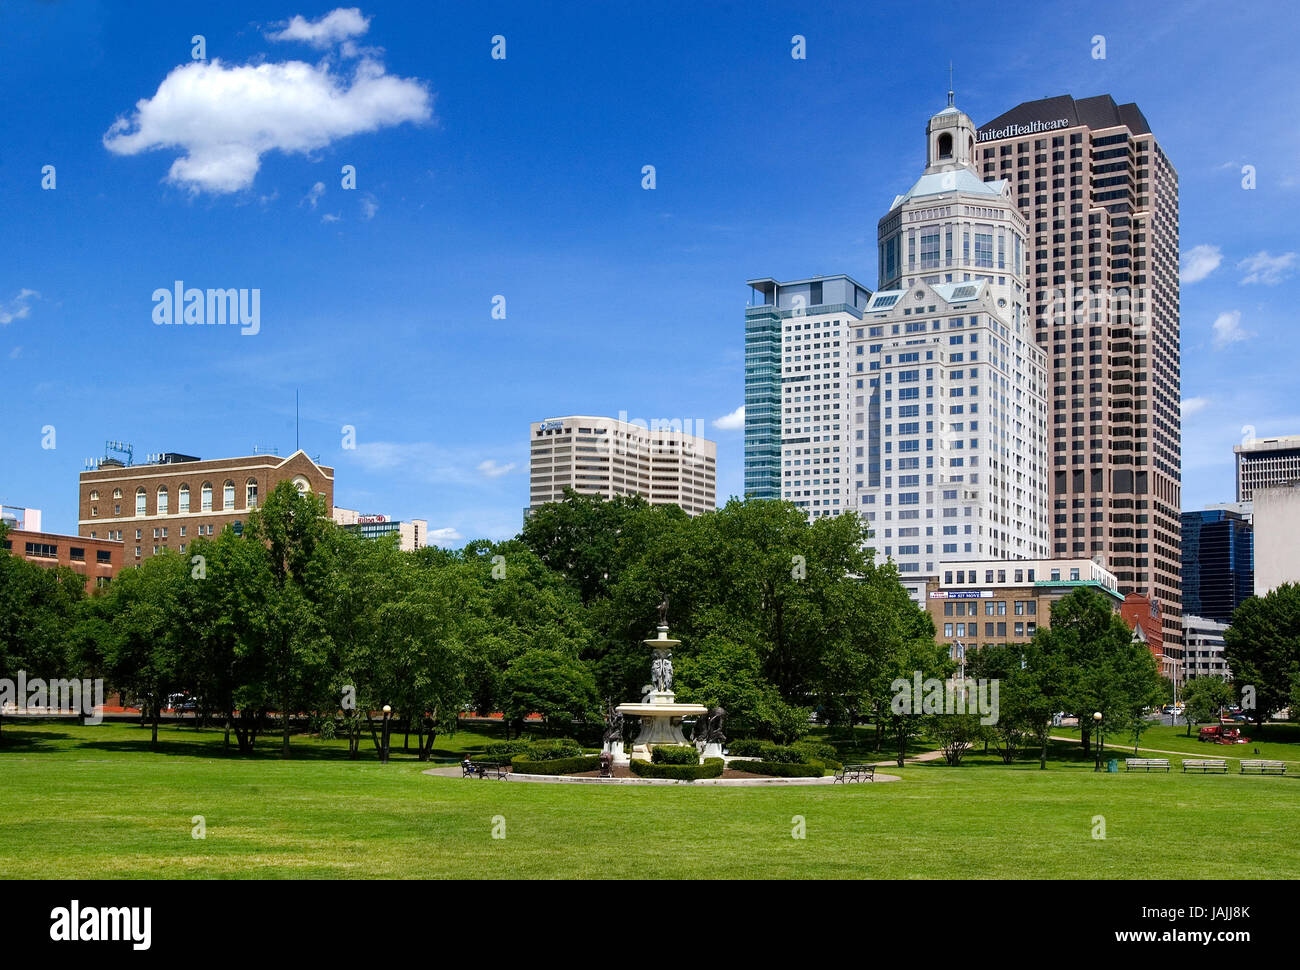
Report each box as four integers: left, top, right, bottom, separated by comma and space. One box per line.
2, 0, 1296, 541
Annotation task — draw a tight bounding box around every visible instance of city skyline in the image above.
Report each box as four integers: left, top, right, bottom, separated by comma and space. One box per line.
2, 1, 1296, 542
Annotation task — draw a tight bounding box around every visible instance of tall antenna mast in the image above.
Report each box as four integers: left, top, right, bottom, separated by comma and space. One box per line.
947, 62, 954, 107
296, 390, 300, 453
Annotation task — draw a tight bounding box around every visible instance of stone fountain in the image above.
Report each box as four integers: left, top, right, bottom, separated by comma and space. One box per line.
613, 600, 707, 762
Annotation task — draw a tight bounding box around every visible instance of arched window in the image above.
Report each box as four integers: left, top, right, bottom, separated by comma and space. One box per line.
246, 478, 259, 509
112, 488, 123, 500
89, 490, 99, 501
938, 133, 953, 159
157, 485, 169, 515
292, 475, 311, 494
178, 484, 190, 513
135, 487, 147, 516
201, 482, 213, 512
223, 480, 235, 509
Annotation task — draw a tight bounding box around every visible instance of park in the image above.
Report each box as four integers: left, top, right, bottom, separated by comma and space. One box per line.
3, 486, 1299, 879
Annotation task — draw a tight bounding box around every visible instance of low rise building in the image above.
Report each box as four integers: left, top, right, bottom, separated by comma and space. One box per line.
1180, 615, 1231, 682
79, 449, 334, 564
332, 509, 428, 551
2, 526, 123, 593
925, 556, 1121, 655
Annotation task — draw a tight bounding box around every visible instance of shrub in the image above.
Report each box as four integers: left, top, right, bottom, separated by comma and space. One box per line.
728, 760, 823, 778
509, 754, 603, 775
481, 740, 534, 760
630, 758, 724, 781
727, 740, 807, 763
318, 718, 336, 741
651, 745, 700, 765
791, 740, 838, 762
525, 737, 583, 760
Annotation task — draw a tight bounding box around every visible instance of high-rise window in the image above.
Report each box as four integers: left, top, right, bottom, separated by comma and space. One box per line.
975, 233, 994, 268
135, 488, 146, 516
921, 230, 940, 269
179, 484, 190, 513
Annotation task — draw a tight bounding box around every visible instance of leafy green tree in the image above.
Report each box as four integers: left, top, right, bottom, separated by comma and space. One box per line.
501, 648, 598, 737
1182, 677, 1233, 737
99, 552, 189, 745
0, 529, 86, 737
1223, 583, 1300, 726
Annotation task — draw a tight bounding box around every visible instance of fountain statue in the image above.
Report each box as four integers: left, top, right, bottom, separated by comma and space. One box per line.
613, 603, 707, 762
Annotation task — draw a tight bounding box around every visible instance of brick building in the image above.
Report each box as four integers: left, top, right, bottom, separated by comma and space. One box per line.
1, 528, 123, 593
78, 450, 334, 564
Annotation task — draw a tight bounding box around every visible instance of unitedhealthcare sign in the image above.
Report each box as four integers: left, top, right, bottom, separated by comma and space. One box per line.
977, 118, 1071, 142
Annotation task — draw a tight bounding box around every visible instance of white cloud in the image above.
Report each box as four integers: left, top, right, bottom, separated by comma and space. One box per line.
1179, 244, 1221, 284
103, 52, 432, 194
1180, 397, 1209, 418
267, 8, 370, 48
303, 180, 325, 208
0, 289, 39, 325
360, 193, 378, 219
712, 405, 745, 430
1211, 310, 1250, 348
8, 346, 20, 359
427, 526, 463, 547
321, 212, 340, 223
1238, 250, 1296, 286
477, 459, 516, 478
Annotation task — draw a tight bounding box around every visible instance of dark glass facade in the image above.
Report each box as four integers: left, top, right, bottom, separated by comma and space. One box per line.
1180, 509, 1253, 623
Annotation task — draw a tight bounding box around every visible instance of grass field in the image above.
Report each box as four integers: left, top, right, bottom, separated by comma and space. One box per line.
2, 720, 1298, 879
1054, 721, 1300, 762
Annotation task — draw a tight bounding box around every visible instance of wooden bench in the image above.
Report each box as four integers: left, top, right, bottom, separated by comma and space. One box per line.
462, 760, 508, 779
834, 764, 875, 783
1124, 758, 1170, 772
1181, 759, 1228, 773
1240, 759, 1287, 775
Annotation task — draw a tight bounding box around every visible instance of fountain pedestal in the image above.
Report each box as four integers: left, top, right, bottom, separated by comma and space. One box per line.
615, 626, 706, 761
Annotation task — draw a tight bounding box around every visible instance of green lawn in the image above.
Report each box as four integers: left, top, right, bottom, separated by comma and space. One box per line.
2, 720, 1298, 879
1054, 721, 1300, 763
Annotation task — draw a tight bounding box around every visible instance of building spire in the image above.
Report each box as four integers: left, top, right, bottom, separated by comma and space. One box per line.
947, 62, 954, 107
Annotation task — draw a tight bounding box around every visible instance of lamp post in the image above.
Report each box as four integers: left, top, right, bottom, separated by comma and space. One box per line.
1092, 711, 1103, 771
381, 704, 392, 764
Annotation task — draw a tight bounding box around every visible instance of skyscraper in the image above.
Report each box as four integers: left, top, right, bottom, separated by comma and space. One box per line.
846, 97, 1050, 598
1235, 434, 1300, 501
977, 94, 1182, 650
1180, 506, 1253, 623
744, 275, 873, 519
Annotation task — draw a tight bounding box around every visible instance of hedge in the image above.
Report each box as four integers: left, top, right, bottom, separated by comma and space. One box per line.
726, 740, 805, 763
651, 745, 701, 765
629, 758, 724, 781
729, 760, 824, 778
481, 740, 534, 759
524, 737, 584, 760
791, 740, 839, 762
509, 754, 603, 775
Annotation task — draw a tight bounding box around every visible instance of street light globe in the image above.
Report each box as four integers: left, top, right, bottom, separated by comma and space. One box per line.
1093, 711, 1102, 722
382, 705, 392, 714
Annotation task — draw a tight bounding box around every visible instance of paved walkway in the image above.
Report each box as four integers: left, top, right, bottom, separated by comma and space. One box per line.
421, 764, 900, 786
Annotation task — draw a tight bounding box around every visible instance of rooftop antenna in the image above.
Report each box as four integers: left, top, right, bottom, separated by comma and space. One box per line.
947, 62, 954, 107
295, 389, 300, 454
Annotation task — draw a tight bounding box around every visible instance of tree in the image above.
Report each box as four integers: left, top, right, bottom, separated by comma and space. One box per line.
1182, 677, 1233, 737
501, 649, 597, 736
1223, 583, 1300, 726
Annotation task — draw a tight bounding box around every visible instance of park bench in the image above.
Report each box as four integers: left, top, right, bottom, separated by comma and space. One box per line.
1240, 759, 1287, 775
1181, 759, 1228, 773
462, 760, 508, 779
1124, 758, 1170, 772
834, 764, 875, 783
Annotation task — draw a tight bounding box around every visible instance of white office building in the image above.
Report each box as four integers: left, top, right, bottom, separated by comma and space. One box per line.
528, 415, 717, 516
847, 98, 1051, 600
